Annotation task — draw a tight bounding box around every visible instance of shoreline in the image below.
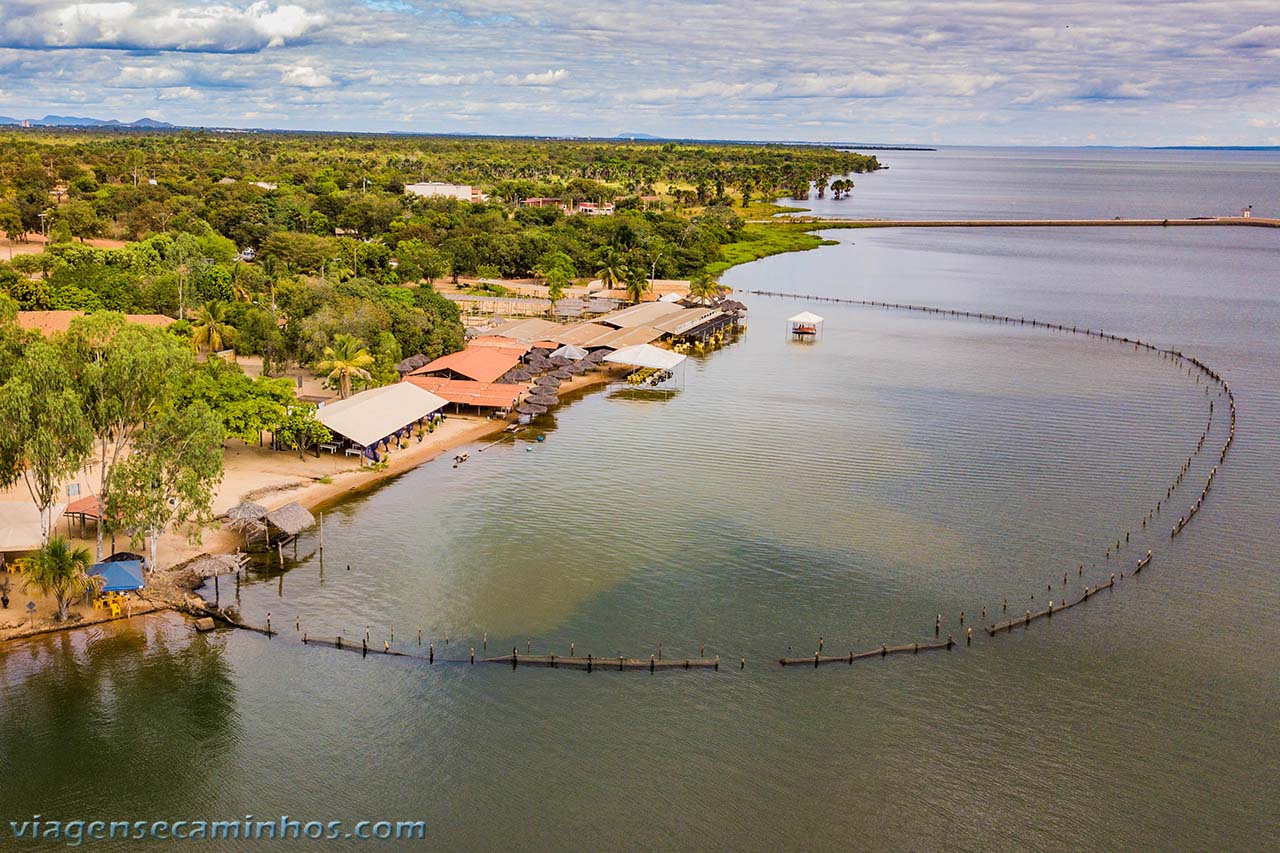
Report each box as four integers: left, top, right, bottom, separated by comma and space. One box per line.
0, 366, 630, 646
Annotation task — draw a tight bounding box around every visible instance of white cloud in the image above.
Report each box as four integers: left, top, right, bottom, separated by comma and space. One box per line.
1, 1, 326, 52
418, 72, 489, 86
503, 68, 568, 86
280, 64, 332, 87
1, 0, 1278, 143
1224, 24, 1280, 48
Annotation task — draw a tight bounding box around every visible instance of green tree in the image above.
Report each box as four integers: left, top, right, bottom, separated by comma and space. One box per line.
687, 273, 727, 304
21, 537, 103, 621
595, 247, 624, 288
624, 268, 652, 304
0, 202, 23, 258
125, 149, 146, 187
535, 250, 575, 313
394, 238, 451, 285
274, 406, 332, 459
58, 200, 102, 242
63, 314, 193, 559
192, 301, 235, 353
166, 357, 293, 446
0, 340, 94, 544
317, 332, 375, 399
108, 402, 225, 570
50, 217, 73, 245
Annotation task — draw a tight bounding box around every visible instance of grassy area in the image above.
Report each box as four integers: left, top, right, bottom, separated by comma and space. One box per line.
707, 221, 839, 278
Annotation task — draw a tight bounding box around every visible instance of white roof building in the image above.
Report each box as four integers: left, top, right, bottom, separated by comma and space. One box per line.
603, 344, 687, 370
316, 383, 447, 449
405, 182, 486, 202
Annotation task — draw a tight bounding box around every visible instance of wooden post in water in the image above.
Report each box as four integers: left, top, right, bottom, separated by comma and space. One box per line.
428, 643, 434, 663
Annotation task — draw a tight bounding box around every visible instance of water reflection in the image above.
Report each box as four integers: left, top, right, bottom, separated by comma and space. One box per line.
0, 616, 238, 815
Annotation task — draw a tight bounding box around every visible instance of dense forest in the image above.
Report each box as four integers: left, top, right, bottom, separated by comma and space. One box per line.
0, 130, 879, 379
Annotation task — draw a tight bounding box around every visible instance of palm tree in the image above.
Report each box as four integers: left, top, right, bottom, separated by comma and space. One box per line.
547, 277, 566, 315
317, 333, 375, 399
595, 247, 624, 289
687, 273, 726, 305
21, 536, 102, 621
624, 270, 652, 305
191, 301, 235, 353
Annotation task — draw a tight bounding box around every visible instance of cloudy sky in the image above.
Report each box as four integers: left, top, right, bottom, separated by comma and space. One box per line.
1, 0, 1278, 144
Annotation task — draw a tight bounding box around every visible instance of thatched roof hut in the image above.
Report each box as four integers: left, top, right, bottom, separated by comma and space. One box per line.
395, 354, 432, 375
516, 403, 547, 415
526, 393, 558, 406
227, 501, 267, 522
184, 553, 248, 578
265, 502, 315, 537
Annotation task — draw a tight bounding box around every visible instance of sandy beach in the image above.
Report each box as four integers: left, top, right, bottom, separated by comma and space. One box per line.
0, 365, 628, 643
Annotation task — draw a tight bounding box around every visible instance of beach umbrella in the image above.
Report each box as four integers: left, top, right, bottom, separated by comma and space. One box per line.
550, 344, 589, 361
516, 403, 547, 415
551, 368, 573, 380
183, 553, 248, 604
227, 500, 268, 521
535, 375, 561, 387
526, 394, 558, 406
508, 368, 534, 382
566, 362, 588, 375
548, 355, 572, 368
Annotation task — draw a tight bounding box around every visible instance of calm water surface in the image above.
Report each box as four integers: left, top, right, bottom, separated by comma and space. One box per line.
3, 149, 1278, 851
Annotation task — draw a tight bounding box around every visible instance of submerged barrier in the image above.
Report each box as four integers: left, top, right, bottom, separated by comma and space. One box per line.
185, 621, 737, 674
741, 289, 1237, 671
780, 638, 954, 667
192, 290, 1236, 677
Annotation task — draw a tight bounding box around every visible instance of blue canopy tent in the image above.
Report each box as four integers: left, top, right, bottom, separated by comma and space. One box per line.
89, 560, 145, 593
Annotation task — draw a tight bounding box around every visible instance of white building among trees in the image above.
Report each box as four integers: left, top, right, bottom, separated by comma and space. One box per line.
404, 182, 485, 202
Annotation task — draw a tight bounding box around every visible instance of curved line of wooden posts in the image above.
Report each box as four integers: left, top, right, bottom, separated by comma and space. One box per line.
741, 290, 1237, 669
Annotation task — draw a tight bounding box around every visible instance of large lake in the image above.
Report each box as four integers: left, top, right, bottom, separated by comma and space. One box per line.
3, 148, 1278, 850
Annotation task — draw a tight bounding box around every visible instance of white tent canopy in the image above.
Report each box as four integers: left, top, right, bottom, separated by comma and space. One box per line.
549, 344, 588, 361
316, 383, 447, 448
788, 311, 825, 324
603, 344, 687, 370
0, 501, 65, 553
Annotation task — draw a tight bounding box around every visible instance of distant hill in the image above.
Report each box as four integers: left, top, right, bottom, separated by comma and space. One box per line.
0, 114, 175, 128
616, 132, 660, 139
